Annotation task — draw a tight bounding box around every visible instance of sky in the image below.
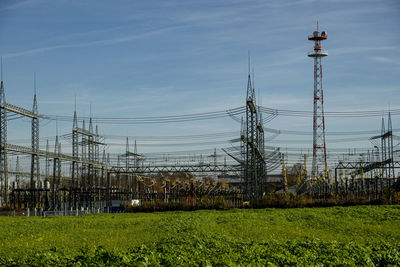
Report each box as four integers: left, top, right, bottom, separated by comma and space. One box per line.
0, 0, 399, 170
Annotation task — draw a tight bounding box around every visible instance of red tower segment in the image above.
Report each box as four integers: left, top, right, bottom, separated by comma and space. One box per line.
308, 23, 329, 183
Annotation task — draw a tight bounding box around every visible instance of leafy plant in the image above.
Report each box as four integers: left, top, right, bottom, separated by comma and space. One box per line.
1, 205, 400, 265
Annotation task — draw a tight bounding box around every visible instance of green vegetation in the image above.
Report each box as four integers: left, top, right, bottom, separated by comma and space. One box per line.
1, 205, 400, 265
124, 192, 400, 212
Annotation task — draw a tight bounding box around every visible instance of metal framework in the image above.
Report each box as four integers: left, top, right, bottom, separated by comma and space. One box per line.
241, 61, 267, 201
306, 112, 399, 198
0, 79, 8, 205
31, 77, 40, 207
2, 50, 397, 213
109, 164, 240, 175
0, 74, 246, 211
308, 23, 329, 183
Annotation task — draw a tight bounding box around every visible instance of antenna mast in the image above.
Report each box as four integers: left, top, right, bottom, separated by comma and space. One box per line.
308, 22, 329, 183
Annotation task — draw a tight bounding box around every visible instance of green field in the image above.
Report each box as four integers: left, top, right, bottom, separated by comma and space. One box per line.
1, 205, 400, 266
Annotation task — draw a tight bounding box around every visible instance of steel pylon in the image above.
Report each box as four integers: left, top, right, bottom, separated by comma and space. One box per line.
308, 23, 329, 183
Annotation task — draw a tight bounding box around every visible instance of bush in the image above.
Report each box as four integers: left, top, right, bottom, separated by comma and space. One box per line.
124, 197, 237, 212
123, 192, 400, 213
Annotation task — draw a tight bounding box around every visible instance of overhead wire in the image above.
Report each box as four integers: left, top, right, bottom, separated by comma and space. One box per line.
38, 106, 400, 124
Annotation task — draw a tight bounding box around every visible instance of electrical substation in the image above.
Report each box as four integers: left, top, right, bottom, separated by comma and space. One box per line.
0, 24, 399, 215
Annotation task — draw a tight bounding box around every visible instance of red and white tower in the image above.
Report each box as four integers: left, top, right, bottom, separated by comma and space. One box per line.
308, 22, 329, 183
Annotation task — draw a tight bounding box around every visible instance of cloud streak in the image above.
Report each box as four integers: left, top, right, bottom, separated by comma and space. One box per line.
0, 0, 39, 12
369, 56, 400, 65
3, 24, 184, 58
330, 46, 400, 56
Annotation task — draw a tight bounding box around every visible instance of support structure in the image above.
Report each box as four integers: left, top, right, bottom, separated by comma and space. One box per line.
3, 44, 398, 212
31, 75, 40, 207
0, 77, 8, 206
308, 23, 329, 183
241, 59, 267, 201
71, 104, 79, 209
384, 114, 395, 179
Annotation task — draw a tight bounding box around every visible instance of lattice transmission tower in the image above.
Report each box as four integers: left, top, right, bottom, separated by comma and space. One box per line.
308, 22, 329, 183
241, 57, 266, 201
0, 63, 8, 206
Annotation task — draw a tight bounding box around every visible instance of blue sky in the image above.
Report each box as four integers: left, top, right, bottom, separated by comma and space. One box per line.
0, 0, 399, 167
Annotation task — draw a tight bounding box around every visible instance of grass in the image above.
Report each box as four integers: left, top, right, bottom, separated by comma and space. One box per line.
1, 205, 400, 265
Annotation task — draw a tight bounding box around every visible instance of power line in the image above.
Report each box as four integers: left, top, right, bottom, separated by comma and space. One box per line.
38, 106, 400, 124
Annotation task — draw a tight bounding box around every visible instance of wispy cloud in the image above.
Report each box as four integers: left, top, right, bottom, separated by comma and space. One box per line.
0, 0, 39, 12
46, 25, 128, 43
262, 94, 309, 108
369, 56, 400, 65
3, 24, 184, 58
2, 0, 399, 155
331, 46, 400, 56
